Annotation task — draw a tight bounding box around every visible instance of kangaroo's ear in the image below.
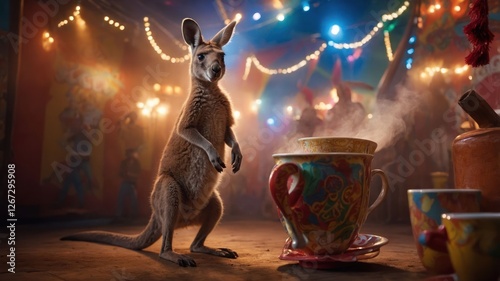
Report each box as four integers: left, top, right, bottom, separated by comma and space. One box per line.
210, 21, 236, 47
182, 18, 203, 48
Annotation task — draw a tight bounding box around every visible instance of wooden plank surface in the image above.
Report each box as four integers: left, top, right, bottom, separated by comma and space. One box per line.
4, 219, 430, 281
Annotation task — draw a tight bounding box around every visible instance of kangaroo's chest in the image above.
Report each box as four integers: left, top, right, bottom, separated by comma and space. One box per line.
199, 99, 229, 144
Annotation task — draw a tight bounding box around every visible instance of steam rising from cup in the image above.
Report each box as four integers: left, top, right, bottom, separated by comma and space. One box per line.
316, 84, 420, 152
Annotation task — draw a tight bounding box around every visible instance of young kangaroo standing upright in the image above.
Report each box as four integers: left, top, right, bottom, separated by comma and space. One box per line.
61, 18, 243, 267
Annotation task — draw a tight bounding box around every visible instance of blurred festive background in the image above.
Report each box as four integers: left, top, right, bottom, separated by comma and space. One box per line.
1, 0, 499, 223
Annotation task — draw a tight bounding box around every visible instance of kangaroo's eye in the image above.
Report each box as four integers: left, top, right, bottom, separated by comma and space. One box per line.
197, 54, 205, 61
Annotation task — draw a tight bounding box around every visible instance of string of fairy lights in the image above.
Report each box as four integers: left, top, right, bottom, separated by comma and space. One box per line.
420, 65, 470, 79
46, 1, 472, 81
143, 17, 190, 64
243, 44, 326, 79
384, 31, 394, 62
244, 1, 410, 77
53, 2, 411, 71
49, 1, 411, 72
57, 5, 82, 28
103, 16, 126, 31
332, 1, 410, 50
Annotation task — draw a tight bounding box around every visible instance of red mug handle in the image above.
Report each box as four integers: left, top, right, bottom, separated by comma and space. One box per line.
269, 162, 307, 249
419, 225, 448, 253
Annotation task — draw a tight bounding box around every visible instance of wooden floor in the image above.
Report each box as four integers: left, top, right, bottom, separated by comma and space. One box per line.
4, 218, 432, 281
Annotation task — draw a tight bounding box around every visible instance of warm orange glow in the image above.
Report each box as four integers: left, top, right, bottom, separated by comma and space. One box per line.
146, 98, 160, 107
156, 106, 168, 115
141, 108, 151, 116
314, 102, 333, 111
234, 13, 242, 22
272, 0, 284, 9
233, 110, 241, 120
330, 89, 339, 103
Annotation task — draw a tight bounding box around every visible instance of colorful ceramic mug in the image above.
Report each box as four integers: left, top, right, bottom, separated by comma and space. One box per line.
269, 153, 388, 256
298, 137, 377, 154
407, 189, 481, 274
421, 213, 500, 281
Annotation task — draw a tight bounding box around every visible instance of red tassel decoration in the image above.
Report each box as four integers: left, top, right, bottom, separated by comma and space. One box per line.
465, 43, 491, 67
463, 0, 495, 67
463, 17, 494, 45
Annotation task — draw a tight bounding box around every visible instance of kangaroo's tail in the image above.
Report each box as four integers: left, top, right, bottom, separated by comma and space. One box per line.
60, 214, 161, 250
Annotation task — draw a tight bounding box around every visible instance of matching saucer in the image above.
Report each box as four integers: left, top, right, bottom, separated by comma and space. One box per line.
279, 234, 389, 269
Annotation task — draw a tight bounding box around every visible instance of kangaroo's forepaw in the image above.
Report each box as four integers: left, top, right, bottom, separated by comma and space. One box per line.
191, 245, 238, 259
160, 251, 197, 267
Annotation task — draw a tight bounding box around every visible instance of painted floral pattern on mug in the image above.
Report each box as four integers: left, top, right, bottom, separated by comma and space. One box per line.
270, 153, 387, 256
443, 214, 500, 281
407, 190, 481, 274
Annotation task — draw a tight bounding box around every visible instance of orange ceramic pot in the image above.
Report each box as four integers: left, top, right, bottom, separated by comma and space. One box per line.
452, 128, 500, 212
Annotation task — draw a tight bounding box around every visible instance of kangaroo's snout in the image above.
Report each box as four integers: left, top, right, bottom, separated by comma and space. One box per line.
211, 64, 222, 75
208, 62, 223, 81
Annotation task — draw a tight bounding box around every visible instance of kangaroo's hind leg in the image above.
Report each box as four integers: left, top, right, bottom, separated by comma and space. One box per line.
154, 175, 197, 267
190, 191, 238, 259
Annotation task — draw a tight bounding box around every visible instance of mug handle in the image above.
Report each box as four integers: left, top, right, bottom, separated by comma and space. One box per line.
419, 225, 448, 253
366, 169, 389, 215
269, 162, 307, 249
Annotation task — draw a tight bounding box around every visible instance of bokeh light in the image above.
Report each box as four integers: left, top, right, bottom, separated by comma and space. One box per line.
302, 3, 310, 12
330, 24, 340, 35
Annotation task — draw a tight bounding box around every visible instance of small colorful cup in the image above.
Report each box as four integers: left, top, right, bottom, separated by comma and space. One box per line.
269, 153, 388, 256
298, 137, 377, 154
407, 189, 481, 274
421, 213, 500, 281
430, 172, 449, 189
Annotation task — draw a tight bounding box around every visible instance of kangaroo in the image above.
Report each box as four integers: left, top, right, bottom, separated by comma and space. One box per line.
61, 18, 243, 267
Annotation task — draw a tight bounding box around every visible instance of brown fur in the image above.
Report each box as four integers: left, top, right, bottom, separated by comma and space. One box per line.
61, 18, 242, 267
